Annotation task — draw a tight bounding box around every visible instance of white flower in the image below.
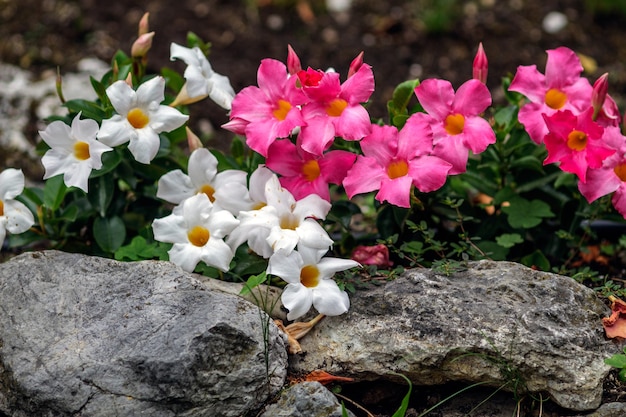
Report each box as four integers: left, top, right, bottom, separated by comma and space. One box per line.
170, 42, 236, 110
156, 148, 250, 215
227, 174, 333, 258
268, 246, 359, 320
97, 76, 189, 164
39, 113, 112, 192
0, 168, 34, 244
152, 193, 239, 272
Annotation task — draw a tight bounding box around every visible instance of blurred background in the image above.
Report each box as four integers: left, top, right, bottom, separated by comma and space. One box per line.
2, 0, 626, 172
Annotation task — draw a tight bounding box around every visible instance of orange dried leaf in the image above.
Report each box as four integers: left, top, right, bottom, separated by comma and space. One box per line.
603, 296, 626, 339
304, 370, 354, 385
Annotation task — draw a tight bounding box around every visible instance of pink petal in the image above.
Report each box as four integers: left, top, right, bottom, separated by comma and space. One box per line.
340, 63, 375, 104
508, 65, 547, 103
318, 150, 356, 184
408, 155, 452, 193
334, 104, 372, 141
461, 116, 496, 153
266, 140, 302, 177
612, 186, 626, 218
544, 47, 584, 90
377, 176, 413, 208
453, 79, 492, 116
343, 156, 385, 198
360, 124, 397, 164
414, 78, 455, 120
396, 112, 435, 158
257, 58, 289, 101
298, 116, 336, 155
518, 103, 552, 144
280, 176, 330, 201
432, 136, 470, 175
579, 167, 620, 202
230, 86, 273, 122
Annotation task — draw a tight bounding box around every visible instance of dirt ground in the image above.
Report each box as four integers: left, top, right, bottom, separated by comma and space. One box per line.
2, 0, 626, 415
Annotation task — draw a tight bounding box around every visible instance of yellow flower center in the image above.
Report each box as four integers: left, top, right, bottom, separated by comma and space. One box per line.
280, 214, 299, 230
614, 164, 626, 182
302, 160, 321, 182
273, 99, 292, 121
253, 201, 267, 210
545, 88, 567, 110
200, 184, 216, 202
73, 141, 91, 161
127, 107, 150, 129
444, 113, 465, 135
187, 225, 210, 247
567, 130, 588, 151
387, 160, 409, 179
326, 98, 348, 117
300, 265, 320, 288
0, 199, 4, 217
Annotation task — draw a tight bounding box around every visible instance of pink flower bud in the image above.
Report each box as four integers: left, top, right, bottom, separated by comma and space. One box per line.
348, 51, 364, 78
287, 44, 302, 75
138, 12, 150, 36
186, 127, 203, 152
131, 32, 155, 58
472, 42, 488, 84
592, 72, 609, 121
351, 244, 393, 268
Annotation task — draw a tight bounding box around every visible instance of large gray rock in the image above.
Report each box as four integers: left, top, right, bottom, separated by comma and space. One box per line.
259, 381, 355, 417
0, 250, 287, 416
289, 260, 617, 411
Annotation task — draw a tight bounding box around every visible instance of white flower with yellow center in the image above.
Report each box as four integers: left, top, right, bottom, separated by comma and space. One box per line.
268, 246, 359, 320
97, 76, 189, 164
227, 174, 333, 258
152, 193, 239, 272
0, 168, 35, 244
156, 148, 249, 215
169, 42, 236, 110
39, 113, 112, 192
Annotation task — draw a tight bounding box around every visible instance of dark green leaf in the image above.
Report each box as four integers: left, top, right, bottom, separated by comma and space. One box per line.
93, 215, 126, 253
88, 175, 115, 217
605, 354, 626, 368
390, 373, 412, 417
501, 197, 554, 229
240, 272, 268, 295
43, 175, 68, 211
495, 233, 523, 248
521, 249, 550, 271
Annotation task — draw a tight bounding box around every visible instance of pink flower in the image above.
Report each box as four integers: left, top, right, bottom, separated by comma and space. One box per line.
508, 47, 592, 143
297, 63, 375, 155
223, 58, 308, 157
351, 244, 393, 268
472, 42, 488, 84
414, 78, 495, 175
578, 127, 626, 216
265, 139, 356, 201
343, 114, 452, 208
543, 109, 615, 182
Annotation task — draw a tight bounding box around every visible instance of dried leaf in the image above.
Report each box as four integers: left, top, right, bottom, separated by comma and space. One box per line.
603, 296, 626, 339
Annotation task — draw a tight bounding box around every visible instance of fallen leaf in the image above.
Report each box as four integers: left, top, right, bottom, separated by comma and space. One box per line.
304, 370, 355, 385
603, 296, 626, 339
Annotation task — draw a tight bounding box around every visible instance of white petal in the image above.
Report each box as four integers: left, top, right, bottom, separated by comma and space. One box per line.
39, 120, 73, 150
0, 218, 7, 244
181, 194, 213, 227
157, 170, 195, 204
200, 238, 234, 271
4, 199, 34, 234
63, 161, 92, 192
293, 193, 331, 221
97, 116, 133, 147
206, 209, 239, 238
184, 65, 210, 97
249, 166, 274, 203
152, 213, 188, 244
312, 279, 350, 316
267, 250, 303, 284
281, 283, 313, 321
296, 219, 333, 249
148, 105, 189, 133
85, 140, 113, 169
168, 243, 203, 272
207, 73, 236, 110
267, 226, 299, 254
188, 148, 218, 188
71, 114, 99, 140
317, 256, 360, 279
128, 128, 161, 164
106, 80, 136, 115
136, 76, 165, 108
0, 169, 25, 200
170, 43, 201, 66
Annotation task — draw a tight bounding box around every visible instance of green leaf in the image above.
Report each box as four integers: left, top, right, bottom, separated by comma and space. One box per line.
476, 240, 509, 261
390, 373, 412, 417
501, 197, 554, 229
509, 155, 543, 172
387, 79, 420, 128
62, 99, 106, 121
43, 175, 68, 211
605, 354, 626, 369
240, 271, 268, 295
520, 249, 551, 271
88, 175, 115, 217
93, 215, 126, 253
90, 149, 122, 178
114, 235, 169, 261
495, 233, 523, 248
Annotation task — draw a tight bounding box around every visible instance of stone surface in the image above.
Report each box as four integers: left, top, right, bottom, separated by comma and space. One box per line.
582, 402, 626, 417
289, 260, 618, 411
259, 381, 355, 417
0, 250, 287, 417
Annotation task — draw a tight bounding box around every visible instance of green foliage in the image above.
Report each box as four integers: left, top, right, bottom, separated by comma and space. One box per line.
605, 346, 626, 381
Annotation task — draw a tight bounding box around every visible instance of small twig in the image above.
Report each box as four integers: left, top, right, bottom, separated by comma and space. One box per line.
334, 392, 376, 417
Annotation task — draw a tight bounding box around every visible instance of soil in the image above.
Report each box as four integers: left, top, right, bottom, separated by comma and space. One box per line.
3, 0, 626, 415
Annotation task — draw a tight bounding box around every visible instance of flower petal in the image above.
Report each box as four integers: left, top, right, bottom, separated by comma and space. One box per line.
282, 283, 313, 320
312, 279, 350, 316
157, 170, 195, 205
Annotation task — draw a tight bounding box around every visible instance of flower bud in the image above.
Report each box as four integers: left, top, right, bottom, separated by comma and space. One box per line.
472, 42, 488, 84
287, 44, 302, 75
186, 127, 203, 152
351, 244, 393, 267
348, 51, 364, 78
138, 12, 150, 36
592, 72, 609, 121
131, 31, 155, 58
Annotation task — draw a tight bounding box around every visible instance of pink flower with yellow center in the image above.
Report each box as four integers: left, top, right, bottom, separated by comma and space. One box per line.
343, 114, 452, 208
222, 58, 308, 157
414, 78, 495, 175
543, 109, 615, 182
296, 63, 375, 155
265, 139, 356, 201
578, 127, 626, 216
508, 47, 593, 144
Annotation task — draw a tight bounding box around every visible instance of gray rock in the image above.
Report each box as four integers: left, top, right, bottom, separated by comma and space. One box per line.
289, 260, 617, 411
259, 381, 355, 417
583, 402, 626, 417
0, 250, 287, 416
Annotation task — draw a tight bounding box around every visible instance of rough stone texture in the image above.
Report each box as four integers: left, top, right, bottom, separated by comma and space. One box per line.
0, 250, 287, 417
259, 381, 355, 417
289, 260, 618, 412
580, 402, 626, 417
